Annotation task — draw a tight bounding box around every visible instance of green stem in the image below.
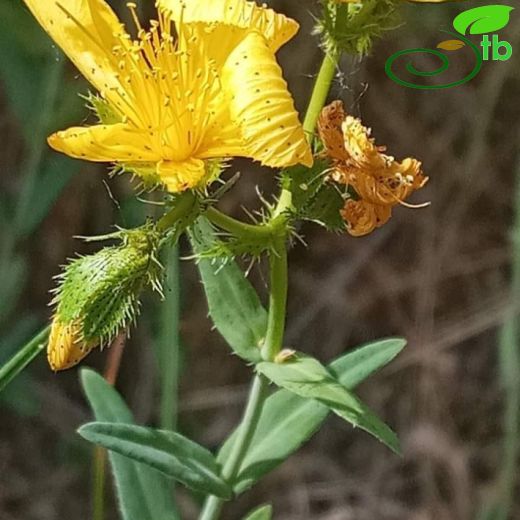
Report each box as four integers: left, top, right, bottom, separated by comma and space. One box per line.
159, 244, 181, 432
199, 375, 268, 520
302, 51, 338, 139
156, 191, 198, 234
198, 45, 340, 520
92, 447, 107, 520
489, 157, 520, 520
0, 326, 49, 393
261, 240, 289, 361
205, 206, 274, 238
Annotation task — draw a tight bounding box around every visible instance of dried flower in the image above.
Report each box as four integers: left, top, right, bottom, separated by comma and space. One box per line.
318, 101, 428, 236
23, 0, 312, 192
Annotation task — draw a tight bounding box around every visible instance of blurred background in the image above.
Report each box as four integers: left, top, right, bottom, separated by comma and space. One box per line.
1, 0, 519, 519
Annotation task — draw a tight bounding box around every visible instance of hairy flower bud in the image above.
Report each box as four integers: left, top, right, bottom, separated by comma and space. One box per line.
48, 226, 162, 371
318, 0, 400, 56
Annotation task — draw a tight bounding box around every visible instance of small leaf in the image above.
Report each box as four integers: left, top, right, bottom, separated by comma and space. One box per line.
78, 422, 232, 499
243, 504, 273, 520
257, 354, 400, 454
220, 338, 405, 492
81, 369, 179, 520
453, 6, 514, 35
189, 218, 266, 362
437, 39, 466, 51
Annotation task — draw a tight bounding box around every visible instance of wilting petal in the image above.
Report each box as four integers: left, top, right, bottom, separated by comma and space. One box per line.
221, 31, 312, 168
342, 115, 388, 171
341, 199, 392, 237
48, 320, 94, 371
157, 0, 298, 52
318, 100, 351, 162
157, 158, 207, 192
48, 124, 160, 163
23, 0, 128, 99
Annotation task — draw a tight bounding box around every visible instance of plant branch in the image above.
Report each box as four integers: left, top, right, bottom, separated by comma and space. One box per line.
199, 375, 269, 520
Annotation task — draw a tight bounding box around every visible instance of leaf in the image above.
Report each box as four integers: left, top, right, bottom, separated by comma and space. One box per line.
220, 338, 405, 492
189, 217, 266, 362
437, 39, 466, 51
453, 6, 514, 35
80, 369, 179, 520
243, 504, 273, 520
78, 422, 232, 499
256, 354, 400, 454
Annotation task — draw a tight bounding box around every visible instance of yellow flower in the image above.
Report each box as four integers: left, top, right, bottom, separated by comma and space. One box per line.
23, 0, 312, 192
47, 319, 96, 371
318, 101, 428, 236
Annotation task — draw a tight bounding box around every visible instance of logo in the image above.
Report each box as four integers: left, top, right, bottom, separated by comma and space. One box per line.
385, 5, 514, 90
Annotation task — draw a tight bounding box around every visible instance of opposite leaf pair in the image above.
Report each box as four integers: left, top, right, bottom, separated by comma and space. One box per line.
79, 337, 406, 517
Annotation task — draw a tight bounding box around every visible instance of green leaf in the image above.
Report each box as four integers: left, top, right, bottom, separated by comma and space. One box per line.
220, 338, 405, 492
453, 6, 514, 35
78, 422, 233, 499
0, 326, 48, 393
189, 218, 266, 362
80, 369, 178, 520
256, 354, 400, 453
243, 504, 273, 520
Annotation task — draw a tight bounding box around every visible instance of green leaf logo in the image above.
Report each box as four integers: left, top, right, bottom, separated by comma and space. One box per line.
453, 5, 514, 35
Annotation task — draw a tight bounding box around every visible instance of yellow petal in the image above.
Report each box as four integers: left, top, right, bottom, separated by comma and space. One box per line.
48, 319, 95, 371
221, 31, 312, 168
157, 0, 298, 52
22, 0, 127, 98
48, 124, 160, 163
157, 158, 207, 193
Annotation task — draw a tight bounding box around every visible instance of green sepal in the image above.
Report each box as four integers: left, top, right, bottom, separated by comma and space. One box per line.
84, 92, 123, 125
281, 160, 345, 232
318, 0, 400, 56
52, 225, 163, 345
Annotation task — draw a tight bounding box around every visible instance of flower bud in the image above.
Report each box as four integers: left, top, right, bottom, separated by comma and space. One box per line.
318, 0, 400, 56
48, 226, 162, 371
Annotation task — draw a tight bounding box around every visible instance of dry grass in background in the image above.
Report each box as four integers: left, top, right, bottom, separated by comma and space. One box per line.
1, 1, 519, 519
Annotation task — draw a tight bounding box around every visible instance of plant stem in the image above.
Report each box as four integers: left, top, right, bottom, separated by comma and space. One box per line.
159, 244, 181, 432
302, 51, 338, 139
0, 326, 49, 393
482, 157, 520, 520
205, 206, 274, 238
92, 334, 127, 520
198, 46, 340, 520
199, 374, 269, 520
156, 191, 198, 234
261, 240, 289, 361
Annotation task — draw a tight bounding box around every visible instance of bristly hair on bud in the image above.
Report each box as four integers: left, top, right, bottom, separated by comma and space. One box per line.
317, 0, 400, 56
48, 225, 163, 371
